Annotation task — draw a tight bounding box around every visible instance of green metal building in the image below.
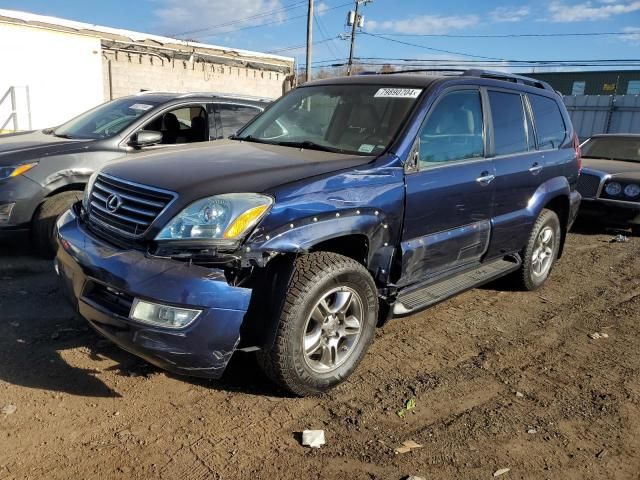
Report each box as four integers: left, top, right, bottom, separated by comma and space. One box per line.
526, 70, 640, 96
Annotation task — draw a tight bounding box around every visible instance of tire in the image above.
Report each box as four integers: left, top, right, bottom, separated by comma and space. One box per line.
632, 225, 640, 237
516, 208, 562, 291
257, 252, 378, 396
32, 191, 82, 258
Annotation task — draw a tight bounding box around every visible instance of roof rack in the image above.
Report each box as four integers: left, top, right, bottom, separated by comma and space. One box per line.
369, 68, 555, 92
461, 69, 554, 91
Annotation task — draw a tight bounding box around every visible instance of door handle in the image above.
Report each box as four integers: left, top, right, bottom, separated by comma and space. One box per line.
529, 163, 543, 175
476, 172, 495, 185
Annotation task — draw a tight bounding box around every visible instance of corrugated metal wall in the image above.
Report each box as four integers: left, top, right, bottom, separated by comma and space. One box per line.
563, 95, 640, 139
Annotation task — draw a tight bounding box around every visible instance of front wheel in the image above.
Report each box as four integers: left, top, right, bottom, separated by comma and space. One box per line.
516, 208, 561, 291
32, 191, 82, 258
257, 252, 378, 396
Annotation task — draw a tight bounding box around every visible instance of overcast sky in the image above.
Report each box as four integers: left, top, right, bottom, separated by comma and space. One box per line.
1, 0, 639, 71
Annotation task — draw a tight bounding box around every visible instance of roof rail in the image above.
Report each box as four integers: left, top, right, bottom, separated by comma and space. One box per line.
369, 68, 466, 76
461, 69, 554, 91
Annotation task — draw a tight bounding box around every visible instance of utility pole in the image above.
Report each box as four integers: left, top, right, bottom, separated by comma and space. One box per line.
347, 0, 371, 76
306, 0, 314, 82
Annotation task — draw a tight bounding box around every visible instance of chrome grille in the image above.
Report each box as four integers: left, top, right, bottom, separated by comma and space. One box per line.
576, 173, 602, 199
88, 174, 176, 238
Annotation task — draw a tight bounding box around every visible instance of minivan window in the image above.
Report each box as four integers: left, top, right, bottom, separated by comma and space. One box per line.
218, 104, 262, 138
54, 98, 160, 139
236, 85, 421, 156
418, 89, 484, 167
529, 94, 567, 149
488, 91, 528, 156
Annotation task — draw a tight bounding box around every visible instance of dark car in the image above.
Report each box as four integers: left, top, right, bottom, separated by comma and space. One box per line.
55, 70, 581, 396
0, 92, 269, 255
575, 134, 640, 235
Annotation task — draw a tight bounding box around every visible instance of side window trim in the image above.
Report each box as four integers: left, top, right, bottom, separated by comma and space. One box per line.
522, 94, 538, 151
410, 86, 487, 173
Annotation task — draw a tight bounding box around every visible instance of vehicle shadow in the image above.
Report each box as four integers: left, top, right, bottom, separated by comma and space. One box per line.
0, 239, 285, 398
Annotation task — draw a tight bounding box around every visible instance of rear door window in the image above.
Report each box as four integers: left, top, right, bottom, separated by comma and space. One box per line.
488, 91, 528, 156
528, 94, 567, 149
216, 104, 262, 138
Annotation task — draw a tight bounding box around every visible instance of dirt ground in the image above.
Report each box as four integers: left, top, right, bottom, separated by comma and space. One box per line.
0, 226, 639, 480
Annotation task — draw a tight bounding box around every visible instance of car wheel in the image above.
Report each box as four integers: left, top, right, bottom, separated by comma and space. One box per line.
516, 208, 561, 291
257, 252, 378, 396
32, 191, 82, 258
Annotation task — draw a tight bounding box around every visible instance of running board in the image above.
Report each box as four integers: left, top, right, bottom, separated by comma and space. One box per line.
393, 257, 521, 315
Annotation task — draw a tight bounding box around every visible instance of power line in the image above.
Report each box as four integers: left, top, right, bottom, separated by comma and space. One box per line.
267, 36, 339, 54
178, 1, 352, 40
364, 31, 636, 38
360, 31, 508, 61
168, 1, 308, 37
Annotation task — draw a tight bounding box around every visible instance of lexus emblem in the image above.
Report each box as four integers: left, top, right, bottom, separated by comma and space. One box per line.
106, 193, 123, 213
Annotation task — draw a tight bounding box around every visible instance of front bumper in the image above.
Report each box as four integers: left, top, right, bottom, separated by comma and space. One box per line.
55, 207, 253, 379
578, 198, 640, 228
0, 175, 45, 229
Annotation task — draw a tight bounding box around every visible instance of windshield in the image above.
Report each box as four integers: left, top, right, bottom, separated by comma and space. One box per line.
236, 84, 422, 155
582, 136, 640, 163
54, 98, 160, 139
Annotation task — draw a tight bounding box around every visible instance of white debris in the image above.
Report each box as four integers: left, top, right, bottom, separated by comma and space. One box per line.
589, 332, 609, 340
395, 440, 423, 454
527, 428, 537, 434
2, 404, 17, 416
515, 391, 524, 398
301, 430, 325, 448
610, 234, 628, 243
405, 476, 426, 480
493, 468, 510, 477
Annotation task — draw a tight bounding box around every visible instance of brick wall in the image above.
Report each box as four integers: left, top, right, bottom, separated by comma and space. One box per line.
102, 50, 289, 101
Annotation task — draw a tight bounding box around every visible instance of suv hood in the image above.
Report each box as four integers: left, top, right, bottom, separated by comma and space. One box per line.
0, 130, 92, 166
583, 158, 640, 180
101, 140, 375, 200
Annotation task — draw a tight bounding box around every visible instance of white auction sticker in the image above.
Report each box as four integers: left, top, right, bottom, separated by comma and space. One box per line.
374, 88, 422, 98
129, 103, 154, 111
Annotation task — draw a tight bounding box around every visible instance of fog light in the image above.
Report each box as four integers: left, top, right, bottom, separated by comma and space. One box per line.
129, 299, 201, 329
0, 203, 15, 224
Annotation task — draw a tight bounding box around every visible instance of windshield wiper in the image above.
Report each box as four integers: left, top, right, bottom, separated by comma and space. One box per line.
232, 134, 275, 145
52, 132, 75, 139
274, 140, 342, 153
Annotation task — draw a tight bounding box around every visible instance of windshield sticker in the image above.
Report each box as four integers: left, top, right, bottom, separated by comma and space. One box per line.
358, 144, 375, 153
129, 103, 154, 111
374, 88, 422, 98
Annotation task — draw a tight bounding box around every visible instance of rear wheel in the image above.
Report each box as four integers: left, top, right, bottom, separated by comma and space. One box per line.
32, 191, 82, 258
257, 252, 378, 396
516, 208, 561, 291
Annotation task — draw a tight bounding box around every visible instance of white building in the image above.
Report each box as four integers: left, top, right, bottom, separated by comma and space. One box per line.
0, 9, 294, 132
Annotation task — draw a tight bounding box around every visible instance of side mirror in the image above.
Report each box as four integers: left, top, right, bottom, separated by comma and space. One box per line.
130, 130, 163, 148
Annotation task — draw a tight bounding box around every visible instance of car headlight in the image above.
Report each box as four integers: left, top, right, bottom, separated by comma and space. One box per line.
155, 193, 272, 242
605, 182, 622, 196
624, 183, 640, 199
82, 171, 99, 210
0, 162, 38, 181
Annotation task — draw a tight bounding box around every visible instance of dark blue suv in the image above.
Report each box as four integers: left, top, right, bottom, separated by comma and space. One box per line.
55, 70, 581, 396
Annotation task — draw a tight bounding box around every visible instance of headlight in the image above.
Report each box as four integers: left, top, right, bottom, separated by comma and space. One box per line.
605, 182, 622, 196
0, 162, 38, 181
82, 171, 99, 210
624, 183, 640, 199
155, 193, 272, 242
130, 298, 201, 329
